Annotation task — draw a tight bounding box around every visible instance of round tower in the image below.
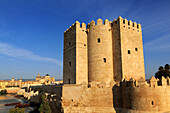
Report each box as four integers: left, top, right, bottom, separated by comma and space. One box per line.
88, 19, 113, 83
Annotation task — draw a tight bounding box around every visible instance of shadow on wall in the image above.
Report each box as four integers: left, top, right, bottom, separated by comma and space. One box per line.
112, 84, 122, 113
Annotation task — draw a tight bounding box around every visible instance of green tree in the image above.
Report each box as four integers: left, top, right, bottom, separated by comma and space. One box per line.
9, 108, 25, 113
165, 64, 170, 70
164, 64, 170, 78
39, 94, 52, 113
155, 64, 170, 79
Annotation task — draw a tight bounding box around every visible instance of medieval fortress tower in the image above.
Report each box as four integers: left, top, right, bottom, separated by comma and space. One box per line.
63, 16, 145, 84
51, 16, 170, 113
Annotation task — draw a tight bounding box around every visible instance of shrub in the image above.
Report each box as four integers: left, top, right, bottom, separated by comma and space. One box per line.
9, 108, 25, 113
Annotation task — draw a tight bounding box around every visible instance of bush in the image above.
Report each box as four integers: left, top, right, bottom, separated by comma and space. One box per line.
9, 108, 25, 113
0, 89, 7, 95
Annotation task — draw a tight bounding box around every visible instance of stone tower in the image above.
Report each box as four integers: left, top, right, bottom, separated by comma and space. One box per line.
63, 21, 88, 84
87, 19, 113, 83
112, 16, 145, 81
63, 16, 145, 84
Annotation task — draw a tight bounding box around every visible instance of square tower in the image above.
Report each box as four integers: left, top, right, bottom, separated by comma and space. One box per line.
112, 16, 145, 81
63, 21, 88, 84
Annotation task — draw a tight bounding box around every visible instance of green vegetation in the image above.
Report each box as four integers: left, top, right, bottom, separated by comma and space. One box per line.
9, 108, 25, 113
39, 94, 52, 113
155, 64, 170, 79
0, 89, 7, 95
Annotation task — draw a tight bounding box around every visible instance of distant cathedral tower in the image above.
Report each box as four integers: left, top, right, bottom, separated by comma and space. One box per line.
63, 16, 145, 84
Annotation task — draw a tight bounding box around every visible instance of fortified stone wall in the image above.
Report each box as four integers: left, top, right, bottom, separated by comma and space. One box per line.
121, 77, 170, 112
62, 82, 116, 113
27, 77, 170, 113
61, 77, 170, 113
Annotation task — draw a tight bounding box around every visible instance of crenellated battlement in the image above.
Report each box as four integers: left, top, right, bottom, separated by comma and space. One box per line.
115, 16, 142, 31
64, 22, 76, 33
64, 21, 87, 33
87, 18, 112, 29
121, 76, 170, 88
64, 16, 142, 34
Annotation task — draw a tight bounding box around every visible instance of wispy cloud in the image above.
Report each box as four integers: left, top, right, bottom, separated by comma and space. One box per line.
144, 34, 170, 51
145, 35, 170, 46
143, 20, 170, 35
0, 42, 62, 66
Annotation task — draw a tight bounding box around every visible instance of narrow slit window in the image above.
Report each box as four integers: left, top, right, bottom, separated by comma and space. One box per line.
98, 38, 100, 43
135, 48, 138, 51
123, 20, 125, 24
69, 42, 71, 45
103, 58, 106, 63
152, 101, 154, 105
68, 79, 70, 84
128, 50, 130, 54
69, 62, 71, 66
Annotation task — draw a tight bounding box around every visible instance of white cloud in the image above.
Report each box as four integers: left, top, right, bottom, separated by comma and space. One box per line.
0, 42, 62, 66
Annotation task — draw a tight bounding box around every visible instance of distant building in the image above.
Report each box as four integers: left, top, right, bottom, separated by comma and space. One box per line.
35, 73, 55, 85
0, 73, 57, 89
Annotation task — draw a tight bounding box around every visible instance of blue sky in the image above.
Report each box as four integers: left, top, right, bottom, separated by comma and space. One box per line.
0, 0, 169, 79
